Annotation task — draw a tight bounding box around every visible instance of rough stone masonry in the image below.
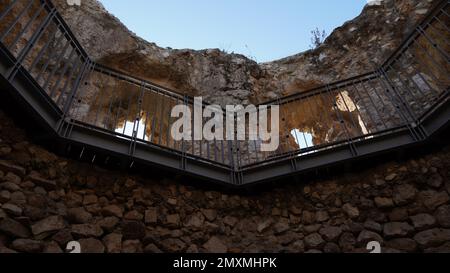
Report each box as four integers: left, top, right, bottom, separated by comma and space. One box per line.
0, 0, 449, 253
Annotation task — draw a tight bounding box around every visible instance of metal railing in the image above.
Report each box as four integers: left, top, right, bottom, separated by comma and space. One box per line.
0, 0, 448, 186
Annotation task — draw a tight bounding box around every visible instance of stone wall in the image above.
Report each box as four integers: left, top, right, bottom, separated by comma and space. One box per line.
0, 109, 449, 253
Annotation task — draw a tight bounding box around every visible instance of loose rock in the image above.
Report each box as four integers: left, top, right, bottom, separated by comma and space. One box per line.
103, 233, 122, 253
79, 238, 105, 253
203, 236, 227, 253
383, 222, 414, 238
31, 216, 65, 236
72, 224, 103, 238
305, 233, 325, 249
410, 214, 436, 231
342, 204, 359, 219
11, 239, 43, 253
102, 205, 124, 218
414, 229, 450, 248
67, 208, 93, 224
0, 218, 30, 238
435, 205, 450, 228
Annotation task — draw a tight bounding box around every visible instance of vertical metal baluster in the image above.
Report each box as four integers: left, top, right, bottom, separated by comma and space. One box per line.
104, 78, 118, 130
361, 79, 390, 129
198, 103, 203, 159
72, 62, 95, 122
425, 18, 450, 47
323, 85, 352, 143
158, 94, 165, 146
390, 66, 421, 104
82, 70, 102, 124
94, 72, 109, 128
28, 24, 59, 73
323, 84, 357, 156
337, 87, 361, 139
390, 61, 428, 99
293, 102, 308, 150
166, 98, 173, 148
112, 81, 123, 133
142, 92, 151, 141
252, 107, 259, 162
186, 95, 191, 166
191, 102, 195, 156
417, 25, 450, 61
42, 39, 70, 91
227, 140, 233, 168
172, 96, 182, 151
255, 113, 263, 164
8, 2, 46, 49
413, 34, 449, 76
56, 55, 83, 107
0, 0, 19, 22
248, 110, 254, 164
213, 138, 218, 163
246, 140, 252, 166
72, 63, 95, 123
35, 29, 65, 83
266, 102, 278, 159
150, 92, 157, 143
433, 14, 450, 33
180, 95, 188, 169
385, 65, 424, 116
276, 98, 287, 157
379, 68, 420, 126
406, 48, 447, 91
122, 81, 134, 136
221, 139, 226, 165
350, 81, 380, 132
206, 137, 211, 161
249, 108, 256, 164
440, 8, 449, 18
0, 0, 34, 42
304, 95, 321, 148
229, 140, 237, 184
49, 47, 76, 97
302, 97, 317, 148
8, 3, 45, 50
236, 140, 242, 171
133, 82, 145, 146
188, 96, 193, 154
289, 105, 302, 150
261, 104, 272, 159
252, 138, 259, 164
310, 93, 330, 146
376, 71, 421, 141
405, 59, 442, 97
58, 56, 91, 135
352, 81, 378, 129
7, 6, 56, 80
241, 111, 249, 165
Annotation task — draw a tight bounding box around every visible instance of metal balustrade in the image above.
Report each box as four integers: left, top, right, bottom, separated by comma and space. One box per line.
0, 0, 449, 187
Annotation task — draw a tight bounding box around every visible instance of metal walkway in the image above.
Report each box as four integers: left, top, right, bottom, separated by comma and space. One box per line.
0, 0, 449, 187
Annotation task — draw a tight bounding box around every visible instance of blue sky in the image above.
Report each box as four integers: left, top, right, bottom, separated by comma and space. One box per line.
98, 0, 368, 63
